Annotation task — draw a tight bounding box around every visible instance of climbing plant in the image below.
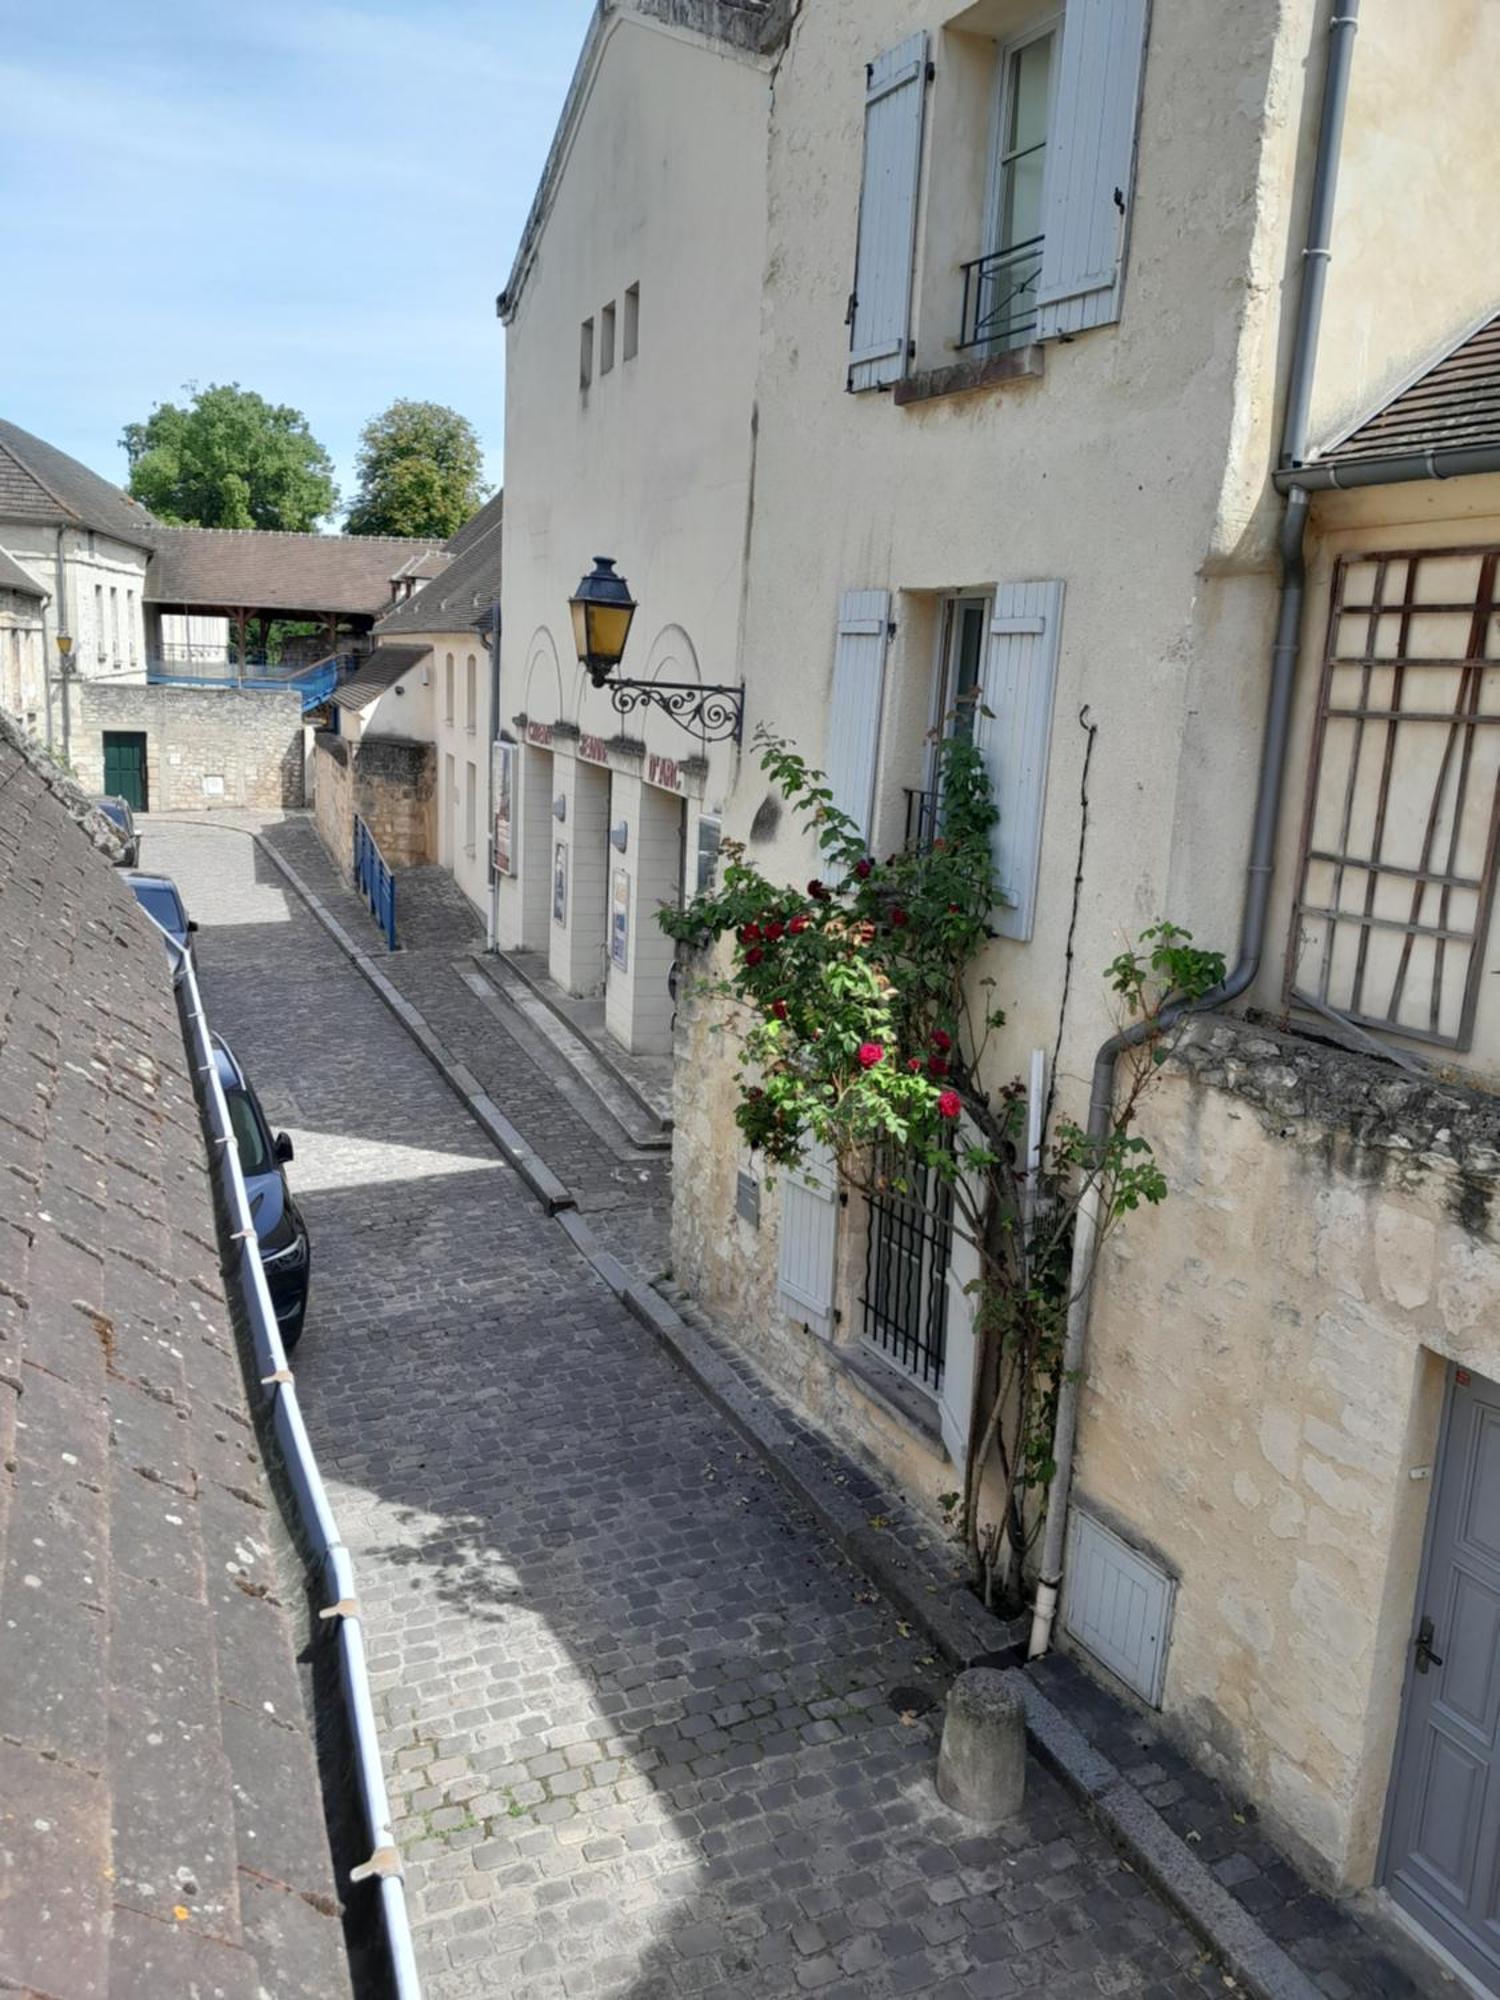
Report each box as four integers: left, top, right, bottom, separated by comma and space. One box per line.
660, 729, 1224, 1599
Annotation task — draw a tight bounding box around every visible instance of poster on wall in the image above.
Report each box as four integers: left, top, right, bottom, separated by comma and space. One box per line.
611, 869, 630, 971
492, 741, 515, 876
553, 841, 568, 925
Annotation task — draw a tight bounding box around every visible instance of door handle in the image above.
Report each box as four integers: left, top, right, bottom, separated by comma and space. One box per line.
1415, 1615, 1444, 1674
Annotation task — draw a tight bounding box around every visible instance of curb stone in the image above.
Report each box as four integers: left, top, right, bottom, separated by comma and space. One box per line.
254, 822, 1324, 2000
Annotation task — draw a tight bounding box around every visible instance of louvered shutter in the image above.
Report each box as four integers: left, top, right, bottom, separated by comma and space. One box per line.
777, 1141, 838, 1338
938, 1130, 982, 1469
976, 581, 1064, 941
825, 589, 890, 840
1036, 0, 1149, 340
848, 34, 928, 392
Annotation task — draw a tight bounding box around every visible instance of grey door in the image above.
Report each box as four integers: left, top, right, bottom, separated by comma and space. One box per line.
1385, 1365, 1500, 1991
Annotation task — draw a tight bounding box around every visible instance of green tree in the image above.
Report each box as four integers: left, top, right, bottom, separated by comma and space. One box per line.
344, 400, 489, 539
121, 384, 338, 530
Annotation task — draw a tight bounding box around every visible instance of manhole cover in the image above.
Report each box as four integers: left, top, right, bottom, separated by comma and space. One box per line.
888, 1684, 938, 1716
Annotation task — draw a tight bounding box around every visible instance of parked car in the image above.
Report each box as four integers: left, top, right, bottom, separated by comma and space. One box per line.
125, 871, 198, 971
213, 1034, 310, 1347
93, 795, 139, 867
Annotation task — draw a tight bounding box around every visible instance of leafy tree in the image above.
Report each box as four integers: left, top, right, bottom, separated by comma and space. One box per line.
344, 400, 489, 539
121, 384, 338, 530
661, 731, 1224, 1600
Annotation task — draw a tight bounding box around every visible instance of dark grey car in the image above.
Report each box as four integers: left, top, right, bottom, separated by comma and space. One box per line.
94, 795, 140, 867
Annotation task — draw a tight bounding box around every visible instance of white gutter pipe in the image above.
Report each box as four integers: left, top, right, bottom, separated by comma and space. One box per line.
1028, 2, 1361, 1660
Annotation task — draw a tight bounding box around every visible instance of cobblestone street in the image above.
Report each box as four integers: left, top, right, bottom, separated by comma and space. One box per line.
149, 815, 1227, 1999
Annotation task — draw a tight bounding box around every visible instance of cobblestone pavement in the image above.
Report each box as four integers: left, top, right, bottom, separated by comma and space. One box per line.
147, 816, 1228, 1999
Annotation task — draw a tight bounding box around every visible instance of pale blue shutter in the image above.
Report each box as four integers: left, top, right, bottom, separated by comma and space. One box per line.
939, 1129, 982, 1468
976, 581, 1064, 942
1036, 0, 1149, 340
777, 1141, 838, 1338
825, 589, 890, 840
848, 34, 928, 392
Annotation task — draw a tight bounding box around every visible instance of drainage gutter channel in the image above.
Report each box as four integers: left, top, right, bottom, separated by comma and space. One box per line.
168, 934, 421, 2000
258, 826, 1324, 2000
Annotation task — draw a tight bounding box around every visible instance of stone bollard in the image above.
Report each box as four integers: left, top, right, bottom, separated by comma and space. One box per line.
935, 1668, 1026, 1823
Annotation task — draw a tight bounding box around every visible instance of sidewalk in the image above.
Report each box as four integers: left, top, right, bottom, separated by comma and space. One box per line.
236, 810, 1445, 2000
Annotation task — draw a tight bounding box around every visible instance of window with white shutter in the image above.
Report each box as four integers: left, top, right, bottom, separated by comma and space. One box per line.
777, 1141, 838, 1338
975, 580, 1064, 941
1036, 0, 1150, 339
848, 34, 928, 392
825, 588, 891, 841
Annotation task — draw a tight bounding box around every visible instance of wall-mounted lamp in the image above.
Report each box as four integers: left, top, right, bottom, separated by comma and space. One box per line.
568, 555, 744, 744
553, 796, 567, 823
610, 820, 629, 854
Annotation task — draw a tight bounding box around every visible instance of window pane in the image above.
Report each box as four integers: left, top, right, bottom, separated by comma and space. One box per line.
226, 1089, 272, 1177
132, 883, 184, 932
1001, 33, 1052, 249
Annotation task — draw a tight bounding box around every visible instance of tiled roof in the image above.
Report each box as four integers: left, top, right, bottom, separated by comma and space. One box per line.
0, 419, 157, 550
375, 493, 503, 639
328, 641, 431, 710
1315, 309, 1500, 470
443, 489, 503, 559
147, 526, 451, 618
0, 546, 46, 598
0, 715, 350, 2000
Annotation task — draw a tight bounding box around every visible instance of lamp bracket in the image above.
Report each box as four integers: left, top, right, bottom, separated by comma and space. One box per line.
605, 679, 744, 745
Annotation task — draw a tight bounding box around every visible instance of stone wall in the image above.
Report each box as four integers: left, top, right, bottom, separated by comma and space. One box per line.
1073, 1014, 1500, 1891
74, 682, 304, 810
311, 730, 434, 884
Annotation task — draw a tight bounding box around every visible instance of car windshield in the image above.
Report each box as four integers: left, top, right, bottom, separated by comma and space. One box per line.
131, 882, 185, 935
226, 1088, 273, 1177
98, 801, 128, 832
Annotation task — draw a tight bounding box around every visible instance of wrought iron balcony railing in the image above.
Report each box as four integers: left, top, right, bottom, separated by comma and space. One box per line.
904, 785, 941, 855
957, 235, 1044, 353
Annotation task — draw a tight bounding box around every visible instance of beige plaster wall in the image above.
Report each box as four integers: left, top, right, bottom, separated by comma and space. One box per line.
497, 6, 770, 1044
1073, 1014, 1500, 1889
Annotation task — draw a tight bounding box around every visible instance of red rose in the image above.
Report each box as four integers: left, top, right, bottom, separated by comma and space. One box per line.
788, 914, 810, 935
740, 922, 762, 944
857, 1042, 884, 1069
947, 903, 960, 914
928, 1056, 947, 1078
772, 999, 789, 1021
854, 858, 873, 880
808, 880, 828, 901
930, 1029, 952, 1052
765, 920, 785, 942
937, 1090, 961, 1120
858, 922, 877, 945
906, 1057, 921, 1073
746, 947, 764, 967
747, 1087, 764, 1100
890, 906, 909, 928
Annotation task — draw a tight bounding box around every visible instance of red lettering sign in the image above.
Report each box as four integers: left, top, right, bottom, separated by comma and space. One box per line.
648, 755, 680, 792
579, 734, 608, 764
526, 720, 553, 748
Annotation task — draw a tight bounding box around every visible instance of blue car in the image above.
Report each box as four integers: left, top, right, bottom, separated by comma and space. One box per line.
213, 1034, 311, 1348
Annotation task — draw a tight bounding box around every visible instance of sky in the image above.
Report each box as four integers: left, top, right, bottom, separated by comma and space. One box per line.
2, 0, 596, 516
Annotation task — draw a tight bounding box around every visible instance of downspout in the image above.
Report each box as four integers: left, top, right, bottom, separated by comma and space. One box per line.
1028, 0, 1360, 1661
485, 600, 502, 953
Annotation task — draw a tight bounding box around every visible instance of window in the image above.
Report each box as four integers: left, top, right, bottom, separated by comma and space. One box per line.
445, 752, 456, 859
226, 1088, 273, 1177
465, 653, 477, 733
907, 595, 988, 850
444, 652, 454, 723
580, 316, 594, 390
623, 283, 640, 361
963, 20, 1057, 351
110, 586, 120, 662
600, 300, 616, 374
464, 760, 477, 856
1285, 546, 1500, 1052
861, 1146, 953, 1391
94, 584, 105, 659
126, 590, 136, 661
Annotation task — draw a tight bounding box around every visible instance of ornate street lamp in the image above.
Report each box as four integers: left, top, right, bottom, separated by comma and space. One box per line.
568, 556, 744, 745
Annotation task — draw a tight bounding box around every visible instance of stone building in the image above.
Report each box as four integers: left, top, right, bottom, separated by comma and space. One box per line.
0, 548, 47, 733
509, 0, 1500, 1973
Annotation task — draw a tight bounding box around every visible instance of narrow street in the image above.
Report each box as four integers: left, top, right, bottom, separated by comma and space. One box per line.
149, 815, 1221, 2000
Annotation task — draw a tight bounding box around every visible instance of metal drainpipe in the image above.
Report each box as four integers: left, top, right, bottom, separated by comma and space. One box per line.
1027, 0, 1360, 1661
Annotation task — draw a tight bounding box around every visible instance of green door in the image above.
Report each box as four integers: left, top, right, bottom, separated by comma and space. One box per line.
102, 731, 148, 811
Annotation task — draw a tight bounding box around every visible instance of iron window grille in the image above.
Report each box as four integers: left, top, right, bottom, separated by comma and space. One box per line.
1284, 544, 1500, 1052
957, 236, 1044, 353
861, 1146, 953, 1391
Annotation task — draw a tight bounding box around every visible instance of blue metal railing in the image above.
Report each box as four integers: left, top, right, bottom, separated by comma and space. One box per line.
146, 654, 351, 713
354, 814, 397, 951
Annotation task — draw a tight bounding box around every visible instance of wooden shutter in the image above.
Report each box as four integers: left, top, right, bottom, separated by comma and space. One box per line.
848, 34, 928, 392
1036, 0, 1149, 340
976, 581, 1064, 941
938, 1132, 982, 1469
825, 589, 890, 840
777, 1141, 838, 1338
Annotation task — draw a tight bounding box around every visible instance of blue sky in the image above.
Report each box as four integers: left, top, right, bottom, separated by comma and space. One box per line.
2, 0, 595, 514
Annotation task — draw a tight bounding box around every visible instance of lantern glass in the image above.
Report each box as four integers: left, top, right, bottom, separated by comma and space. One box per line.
568, 556, 637, 685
